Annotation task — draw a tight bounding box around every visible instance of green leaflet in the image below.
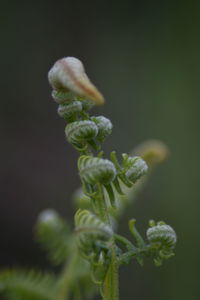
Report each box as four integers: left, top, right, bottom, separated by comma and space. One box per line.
0, 270, 57, 300
35, 209, 71, 265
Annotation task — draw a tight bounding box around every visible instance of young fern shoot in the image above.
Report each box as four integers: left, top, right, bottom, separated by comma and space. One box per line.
48, 57, 177, 300
0, 57, 176, 300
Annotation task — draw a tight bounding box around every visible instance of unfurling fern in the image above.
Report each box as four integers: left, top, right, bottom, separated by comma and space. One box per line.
78, 156, 116, 185
75, 209, 113, 257
51, 90, 76, 104
90, 116, 112, 142
0, 270, 57, 300
125, 156, 148, 183
1, 56, 176, 300
110, 151, 148, 190
57, 100, 83, 120
65, 120, 98, 146
35, 209, 71, 265
146, 220, 177, 266
147, 221, 176, 249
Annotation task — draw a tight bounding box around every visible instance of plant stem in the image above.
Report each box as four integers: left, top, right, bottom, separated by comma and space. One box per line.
102, 242, 119, 300
57, 242, 78, 300
95, 184, 119, 300
95, 183, 110, 225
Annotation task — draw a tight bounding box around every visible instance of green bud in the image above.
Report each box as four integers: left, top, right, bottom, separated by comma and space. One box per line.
125, 156, 148, 183
57, 101, 82, 119
147, 222, 176, 249
91, 116, 112, 142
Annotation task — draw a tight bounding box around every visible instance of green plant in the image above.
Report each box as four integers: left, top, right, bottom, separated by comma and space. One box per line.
0, 57, 176, 300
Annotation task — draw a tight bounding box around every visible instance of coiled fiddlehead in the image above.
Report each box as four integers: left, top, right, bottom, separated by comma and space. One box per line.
52, 90, 76, 104
78, 155, 116, 185
91, 116, 112, 142
110, 152, 148, 190
147, 221, 176, 249
75, 209, 113, 256
146, 221, 176, 266
65, 120, 98, 147
125, 156, 148, 183
57, 100, 83, 120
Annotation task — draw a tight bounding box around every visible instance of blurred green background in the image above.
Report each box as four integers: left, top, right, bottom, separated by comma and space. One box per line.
1, 1, 200, 299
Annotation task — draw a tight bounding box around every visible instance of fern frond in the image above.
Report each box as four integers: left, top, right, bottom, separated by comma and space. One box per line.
57, 100, 83, 120
124, 156, 148, 183
146, 221, 177, 266
35, 209, 72, 265
90, 116, 112, 142
147, 221, 177, 249
0, 269, 57, 300
75, 209, 113, 257
65, 120, 98, 144
78, 156, 116, 185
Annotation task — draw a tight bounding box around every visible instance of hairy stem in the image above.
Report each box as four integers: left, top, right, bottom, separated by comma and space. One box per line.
95, 184, 119, 299
95, 183, 110, 225
102, 242, 119, 300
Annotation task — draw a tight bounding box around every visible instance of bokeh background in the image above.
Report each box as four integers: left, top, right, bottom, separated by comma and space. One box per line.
1, 1, 200, 299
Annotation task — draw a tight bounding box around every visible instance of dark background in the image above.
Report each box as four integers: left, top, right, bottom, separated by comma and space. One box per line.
1, 1, 200, 299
